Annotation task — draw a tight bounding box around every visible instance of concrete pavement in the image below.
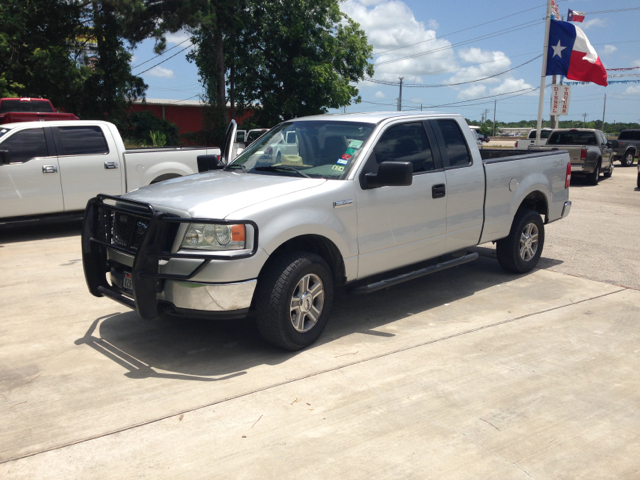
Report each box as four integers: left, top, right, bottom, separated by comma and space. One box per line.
0, 166, 639, 478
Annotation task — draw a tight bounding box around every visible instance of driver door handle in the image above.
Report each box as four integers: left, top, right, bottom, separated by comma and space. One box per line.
42, 165, 58, 174
432, 183, 446, 199
104, 161, 118, 169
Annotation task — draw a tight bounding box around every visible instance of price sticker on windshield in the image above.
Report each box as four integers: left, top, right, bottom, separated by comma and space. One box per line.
348, 140, 363, 149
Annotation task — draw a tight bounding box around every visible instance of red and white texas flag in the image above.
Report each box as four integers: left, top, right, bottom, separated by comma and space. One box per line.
546, 19, 608, 86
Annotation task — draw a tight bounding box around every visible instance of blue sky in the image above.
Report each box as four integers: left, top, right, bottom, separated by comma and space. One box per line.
130, 0, 640, 125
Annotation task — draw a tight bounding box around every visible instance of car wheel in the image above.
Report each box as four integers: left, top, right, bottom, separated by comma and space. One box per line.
255, 252, 334, 350
275, 152, 282, 164
622, 152, 634, 167
637, 170, 640, 189
496, 209, 545, 274
603, 160, 614, 178
587, 161, 600, 185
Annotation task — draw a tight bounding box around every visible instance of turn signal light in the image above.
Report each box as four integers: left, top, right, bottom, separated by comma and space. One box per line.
565, 162, 571, 189
231, 224, 245, 242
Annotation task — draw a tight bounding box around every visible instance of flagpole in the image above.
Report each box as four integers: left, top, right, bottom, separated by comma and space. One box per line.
535, 0, 552, 144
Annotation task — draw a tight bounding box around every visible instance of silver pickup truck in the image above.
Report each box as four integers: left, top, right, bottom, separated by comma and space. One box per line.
82, 113, 572, 350
536, 128, 614, 185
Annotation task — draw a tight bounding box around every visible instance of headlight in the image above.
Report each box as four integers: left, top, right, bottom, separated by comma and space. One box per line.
181, 223, 246, 251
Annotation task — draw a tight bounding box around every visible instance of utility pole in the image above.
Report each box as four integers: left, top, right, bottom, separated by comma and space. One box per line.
602, 94, 607, 129
583, 113, 588, 123
397, 77, 404, 112
535, 0, 552, 144
493, 100, 497, 137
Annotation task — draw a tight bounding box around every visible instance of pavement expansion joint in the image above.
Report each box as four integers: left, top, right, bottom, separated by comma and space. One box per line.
0, 287, 627, 465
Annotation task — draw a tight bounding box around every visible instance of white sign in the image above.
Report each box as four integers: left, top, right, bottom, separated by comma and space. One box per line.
551, 85, 571, 116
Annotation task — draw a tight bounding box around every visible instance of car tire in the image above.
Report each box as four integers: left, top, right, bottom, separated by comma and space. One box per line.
255, 252, 334, 350
622, 152, 634, 167
587, 161, 600, 185
603, 160, 614, 178
637, 170, 640, 189
496, 209, 545, 274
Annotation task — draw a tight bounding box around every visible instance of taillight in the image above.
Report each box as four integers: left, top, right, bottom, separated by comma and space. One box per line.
515, 141, 518, 148
580, 148, 587, 160
565, 162, 571, 188
266, 146, 273, 155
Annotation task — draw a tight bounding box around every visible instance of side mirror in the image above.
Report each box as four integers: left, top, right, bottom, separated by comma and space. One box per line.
364, 161, 413, 189
608, 140, 618, 148
197, 154, 223, 172
0, 150, 8, 165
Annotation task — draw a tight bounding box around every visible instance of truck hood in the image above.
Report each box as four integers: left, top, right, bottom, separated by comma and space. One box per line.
123, 170, 326, 219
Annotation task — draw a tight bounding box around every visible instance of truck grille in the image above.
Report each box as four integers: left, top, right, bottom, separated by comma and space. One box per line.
95, 206, 179, 255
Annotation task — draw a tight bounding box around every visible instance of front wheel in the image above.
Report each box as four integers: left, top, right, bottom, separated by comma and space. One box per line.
496, 209, 545, 274
255, 252, 334, 350
603, 160, 614, 178
622, 152, 635, 167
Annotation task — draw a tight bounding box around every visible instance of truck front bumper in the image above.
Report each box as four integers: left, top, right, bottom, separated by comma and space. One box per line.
82, 194, 259, 320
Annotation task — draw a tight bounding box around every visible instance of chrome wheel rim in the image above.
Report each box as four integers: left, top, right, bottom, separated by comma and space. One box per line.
519, 222, 539, 262
290, 274, 324, 333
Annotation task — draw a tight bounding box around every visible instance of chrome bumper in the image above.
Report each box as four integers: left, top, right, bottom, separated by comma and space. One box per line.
571, 164, 584, 172
160, 279, 257, 312
561, 201, 572, 219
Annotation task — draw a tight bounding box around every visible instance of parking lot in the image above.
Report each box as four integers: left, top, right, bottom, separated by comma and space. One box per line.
1, 164, 639, 478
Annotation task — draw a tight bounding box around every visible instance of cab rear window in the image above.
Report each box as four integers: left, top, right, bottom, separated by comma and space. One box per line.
547, 131, 597, 145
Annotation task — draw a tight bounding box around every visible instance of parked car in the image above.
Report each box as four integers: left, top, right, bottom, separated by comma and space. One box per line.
81, 112, 572, 350
536, 128, 614, 185
0, 97, 78, 124
0, 120, 220, 221
267, 130, 299, 162
612, 129, 640, 167
236, 128, 269, 145
514, 128, 553, 150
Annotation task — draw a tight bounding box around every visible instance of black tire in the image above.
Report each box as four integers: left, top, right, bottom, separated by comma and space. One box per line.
255, 252, 334, 350
496, 209, 545, 274
622, 152, 634, 167
603, 160, 614, 178
587, 161, 600, 186
637, 171, 640, 189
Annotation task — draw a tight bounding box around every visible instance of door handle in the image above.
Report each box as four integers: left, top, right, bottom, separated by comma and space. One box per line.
42, 165, 58, 174
104, 161, 118, 169
432, 183, 446, 199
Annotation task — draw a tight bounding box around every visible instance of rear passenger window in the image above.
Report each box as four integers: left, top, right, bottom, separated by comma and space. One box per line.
436, 120, 472, 167
372, 123, 435, 173
58, 126, 109, 155
0, 128, 49, 164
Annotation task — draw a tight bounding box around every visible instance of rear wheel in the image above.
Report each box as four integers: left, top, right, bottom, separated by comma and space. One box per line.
496, 209, 545, 274
587, 161, 600, 185
255, 252, 334, 350
637, 170, 640, 189
622, 152, 635, 167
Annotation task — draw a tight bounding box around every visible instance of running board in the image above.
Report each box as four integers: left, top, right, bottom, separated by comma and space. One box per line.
349, 252, 479, 295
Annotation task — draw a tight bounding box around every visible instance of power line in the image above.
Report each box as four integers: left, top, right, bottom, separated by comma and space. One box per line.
374, 1, 550, 56
375, 19, 542, 67
134, 43, 194, 75
131, 38, 192, 69
365, 55, 542, 88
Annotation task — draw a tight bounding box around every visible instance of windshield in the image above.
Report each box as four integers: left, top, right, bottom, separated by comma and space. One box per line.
0, 100, 54, 113
547, 131, 597, 146
227, 120, 375, 180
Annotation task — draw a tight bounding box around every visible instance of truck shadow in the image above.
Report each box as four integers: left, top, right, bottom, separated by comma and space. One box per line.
0, 216, 82, 245
77, 252, 564, 382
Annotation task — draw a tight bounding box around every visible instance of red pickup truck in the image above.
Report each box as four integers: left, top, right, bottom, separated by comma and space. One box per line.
0, 98, 79, 124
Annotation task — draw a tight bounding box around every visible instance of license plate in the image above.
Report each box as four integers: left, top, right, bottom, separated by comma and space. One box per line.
123, 272, 133, 292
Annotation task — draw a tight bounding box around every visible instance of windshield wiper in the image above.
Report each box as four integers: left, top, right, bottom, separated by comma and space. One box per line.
224, 163, 248, 173
254, 165, 311, 178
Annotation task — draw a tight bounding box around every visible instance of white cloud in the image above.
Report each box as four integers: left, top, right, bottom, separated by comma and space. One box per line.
625, 86, 640, 95
582, 18, 607, 29
489, 78, 534, 96
631, 59, 640, 67
343, 0, 457, 83
166, 31, 191, 45
447, 48, 511, 84
601, 45, 617, 55
427, 19, 439, 30
374, 91, 386, 98
147, 66, 175, 78
458, 84, 487, 100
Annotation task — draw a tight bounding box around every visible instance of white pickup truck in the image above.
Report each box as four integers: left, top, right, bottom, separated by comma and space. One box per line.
82, 112, 572, 350
0, 120, 220, 221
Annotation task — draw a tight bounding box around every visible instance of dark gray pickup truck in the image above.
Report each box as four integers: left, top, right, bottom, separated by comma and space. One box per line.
536, 128, 614, 185
612, 129, 640, 167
